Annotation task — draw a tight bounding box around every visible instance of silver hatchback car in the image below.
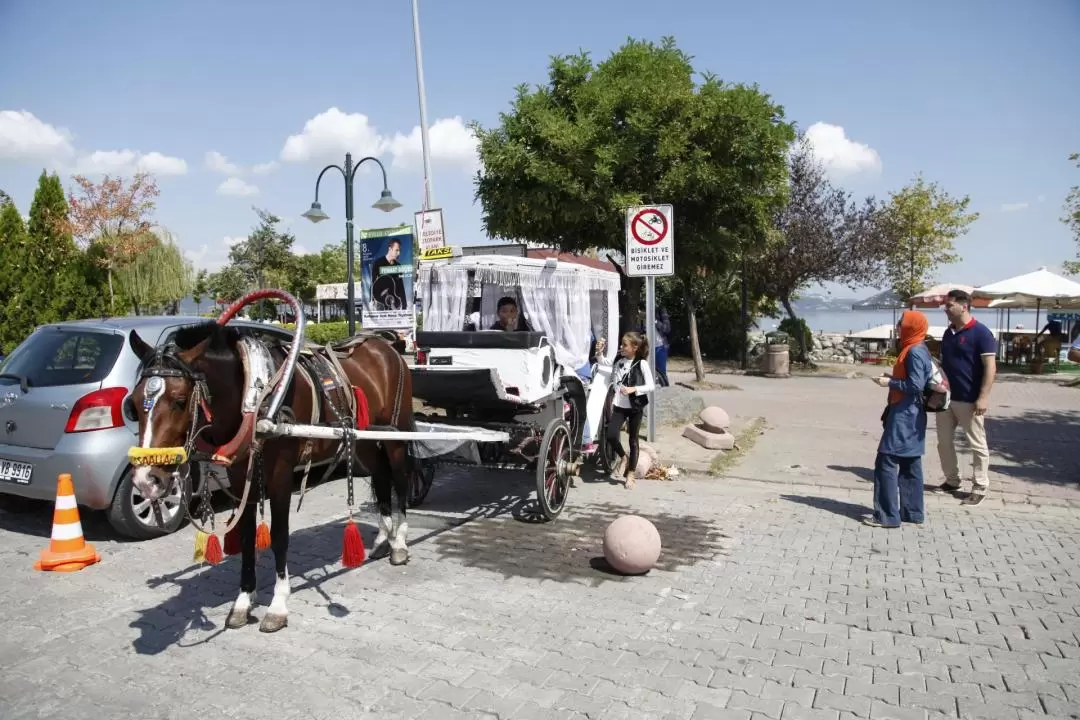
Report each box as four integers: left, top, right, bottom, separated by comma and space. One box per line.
0, 315, 295, 539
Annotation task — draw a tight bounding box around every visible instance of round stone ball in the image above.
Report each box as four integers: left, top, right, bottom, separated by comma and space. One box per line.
699, 406, 731, 433
603, 515, 662, 575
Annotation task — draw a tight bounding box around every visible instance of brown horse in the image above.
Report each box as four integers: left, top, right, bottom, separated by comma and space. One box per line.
126, 320, 414, 632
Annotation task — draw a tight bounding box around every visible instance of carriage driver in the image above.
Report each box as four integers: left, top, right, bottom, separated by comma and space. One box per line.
490, 296, 532, 331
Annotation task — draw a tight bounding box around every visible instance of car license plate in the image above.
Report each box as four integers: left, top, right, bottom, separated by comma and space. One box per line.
0, 459, 33, 485
429, 356, 452, 366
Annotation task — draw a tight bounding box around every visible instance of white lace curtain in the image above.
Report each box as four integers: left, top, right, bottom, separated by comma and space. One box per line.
422, 266, 469, 331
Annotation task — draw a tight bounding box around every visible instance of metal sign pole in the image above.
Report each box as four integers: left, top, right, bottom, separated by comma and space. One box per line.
645, 275, 657, 443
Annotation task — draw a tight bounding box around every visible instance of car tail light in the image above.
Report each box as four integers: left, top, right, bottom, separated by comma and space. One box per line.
65, 387, 128, 433
416, 349, 428, 365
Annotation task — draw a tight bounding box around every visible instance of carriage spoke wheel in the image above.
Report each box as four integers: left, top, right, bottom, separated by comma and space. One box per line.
536, 418, 573, 521
407, 459, 435, 508
596, 386, 618, 474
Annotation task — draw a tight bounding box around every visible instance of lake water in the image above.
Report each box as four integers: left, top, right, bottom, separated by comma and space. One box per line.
772, 308, 1051, 334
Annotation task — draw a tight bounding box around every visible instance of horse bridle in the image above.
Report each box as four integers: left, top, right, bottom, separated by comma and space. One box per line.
136, 344, 215, 463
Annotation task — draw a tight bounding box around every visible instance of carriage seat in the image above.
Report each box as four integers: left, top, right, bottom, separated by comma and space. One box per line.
414, 331, 557, 404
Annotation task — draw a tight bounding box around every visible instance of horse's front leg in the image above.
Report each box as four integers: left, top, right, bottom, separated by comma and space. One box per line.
226, 498, 258, 629
260, 449, 293, 633
388, 441, 411, 566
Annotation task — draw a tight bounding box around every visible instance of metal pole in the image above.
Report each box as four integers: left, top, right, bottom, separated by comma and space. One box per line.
411, 0, 434, 210
740, 254, 749, 370
646, 275, 656, 443
344, 152, 357, 336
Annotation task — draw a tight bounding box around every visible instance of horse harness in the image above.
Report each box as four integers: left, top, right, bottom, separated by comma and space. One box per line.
137, 332, 406, 531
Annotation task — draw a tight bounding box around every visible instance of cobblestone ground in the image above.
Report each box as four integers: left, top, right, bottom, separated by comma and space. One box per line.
1, 375, 1079, 719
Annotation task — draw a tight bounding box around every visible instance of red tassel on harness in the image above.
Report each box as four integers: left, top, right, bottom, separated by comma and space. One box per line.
341, 518, 366, 568
354, 388, 370, 431
223, 525, 241, 556
255, 521, 272, 551
204, 534, 224, 565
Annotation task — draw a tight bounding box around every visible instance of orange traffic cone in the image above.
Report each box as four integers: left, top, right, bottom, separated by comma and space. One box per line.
34, 473, 101, 573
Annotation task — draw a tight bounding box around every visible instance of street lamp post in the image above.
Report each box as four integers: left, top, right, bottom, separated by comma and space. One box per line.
302, 152, 402, 336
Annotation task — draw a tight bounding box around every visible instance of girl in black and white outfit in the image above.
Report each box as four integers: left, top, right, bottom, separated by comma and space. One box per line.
600, 331, 655, 489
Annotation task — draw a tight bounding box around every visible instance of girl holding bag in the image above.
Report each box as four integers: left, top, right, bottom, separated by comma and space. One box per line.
599, 332, 655, 489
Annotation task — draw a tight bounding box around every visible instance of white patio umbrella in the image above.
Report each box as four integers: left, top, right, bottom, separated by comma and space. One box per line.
974, 267, 1080, 332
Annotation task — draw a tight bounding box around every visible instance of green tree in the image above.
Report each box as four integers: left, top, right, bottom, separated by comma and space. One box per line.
755, 135, 892, 362
883, 174, 978, 304
0, 189, 11, 207
229, 207, 295, 290
116, 228, 193, 315
472, 37, 794, 378
0, 200, 28, 351
1062, 152, 1080, 275
207, 265, 249, 306
192, 269, 209, 314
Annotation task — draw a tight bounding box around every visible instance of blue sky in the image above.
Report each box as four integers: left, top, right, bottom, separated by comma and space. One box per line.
1, 0, 1077, 298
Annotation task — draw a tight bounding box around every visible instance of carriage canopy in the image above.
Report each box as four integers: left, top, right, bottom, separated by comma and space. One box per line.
419, 253, 620, 370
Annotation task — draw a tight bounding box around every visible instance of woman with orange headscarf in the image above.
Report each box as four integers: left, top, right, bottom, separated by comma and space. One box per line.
868, 310, 932, 528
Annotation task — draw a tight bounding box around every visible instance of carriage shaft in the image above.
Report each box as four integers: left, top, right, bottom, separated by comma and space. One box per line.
255, 419, 510, 443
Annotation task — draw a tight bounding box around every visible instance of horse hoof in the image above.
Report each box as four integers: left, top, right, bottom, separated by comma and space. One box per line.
226, 610, 252, 629
259, 613, 288, 633
370, 542, 390, 560
390, 548, 409, 566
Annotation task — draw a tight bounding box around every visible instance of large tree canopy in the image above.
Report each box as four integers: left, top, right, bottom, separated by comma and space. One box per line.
474, 37, 794, 272
472, 37, 795, 376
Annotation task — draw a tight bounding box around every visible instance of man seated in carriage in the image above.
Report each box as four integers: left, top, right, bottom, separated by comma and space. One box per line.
489, 296, 532, 332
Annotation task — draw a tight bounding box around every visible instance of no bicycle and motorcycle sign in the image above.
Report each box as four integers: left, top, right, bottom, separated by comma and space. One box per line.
625, 204, 674, 277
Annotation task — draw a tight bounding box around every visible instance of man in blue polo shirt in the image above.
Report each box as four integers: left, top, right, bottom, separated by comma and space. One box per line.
932, 289, 997, 506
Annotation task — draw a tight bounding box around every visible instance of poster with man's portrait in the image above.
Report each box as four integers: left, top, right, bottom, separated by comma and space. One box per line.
360, 224, 414, 329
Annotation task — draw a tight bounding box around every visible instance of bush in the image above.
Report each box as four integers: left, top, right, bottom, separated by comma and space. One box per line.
778, 317, 812, 358
283, 320, 351, 346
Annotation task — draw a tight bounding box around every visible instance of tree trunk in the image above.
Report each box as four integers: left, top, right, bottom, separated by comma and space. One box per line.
107, 268, 115, 315
780, 295, 809, 364
686, 289, 706, 382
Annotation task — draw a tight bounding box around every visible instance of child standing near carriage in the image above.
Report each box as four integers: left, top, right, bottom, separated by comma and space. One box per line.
598, 331, 656, 489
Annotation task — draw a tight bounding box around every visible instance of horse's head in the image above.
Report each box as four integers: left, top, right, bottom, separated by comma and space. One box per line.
126, 323, 231, 500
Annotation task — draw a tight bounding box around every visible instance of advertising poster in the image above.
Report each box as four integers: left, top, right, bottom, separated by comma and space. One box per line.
359, 224, 414, 329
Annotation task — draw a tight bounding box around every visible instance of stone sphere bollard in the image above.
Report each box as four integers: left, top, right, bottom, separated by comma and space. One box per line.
603, 515, 662, 575
635, 451, 653, 477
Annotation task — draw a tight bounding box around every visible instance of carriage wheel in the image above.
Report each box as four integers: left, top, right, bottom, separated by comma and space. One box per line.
407, 459, 435, 508
595, 385, 618, 474
536, 418, 573, 521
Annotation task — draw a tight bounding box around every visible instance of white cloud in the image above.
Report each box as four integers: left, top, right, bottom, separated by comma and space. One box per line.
1, 109, 187, 177
279, 108, 478, 173
224, 236, 246, 247
251, 161, 278, 175
205, 151, 278, 177
0, 110, 74, 160
217, 177, 259, 197
280, 108, 386, 164
804, 122, 882, 179
184, 244, 209, 266
72, 149, 188, 176
386, 116, 478, 171
205, 150, 241, 175
1000, 202, 1029, 212
293, 243, 309, 256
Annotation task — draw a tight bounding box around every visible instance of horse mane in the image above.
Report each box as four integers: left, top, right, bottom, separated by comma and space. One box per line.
172, 321, 240, 363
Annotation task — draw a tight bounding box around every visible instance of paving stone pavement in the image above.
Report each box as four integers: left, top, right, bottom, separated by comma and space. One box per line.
1, 375, 1079, 719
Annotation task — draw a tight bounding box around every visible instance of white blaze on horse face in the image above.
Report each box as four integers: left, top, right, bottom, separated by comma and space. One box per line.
140, 376, 165, 449
374, 513, 393, 548
267, 570, 290, 616
391, 510, 408, 552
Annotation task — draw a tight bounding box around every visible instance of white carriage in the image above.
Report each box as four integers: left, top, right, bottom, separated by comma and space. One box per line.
409, 252, 621, 519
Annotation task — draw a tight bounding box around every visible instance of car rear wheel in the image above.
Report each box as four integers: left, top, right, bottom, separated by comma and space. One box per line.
107, 466, 187, 540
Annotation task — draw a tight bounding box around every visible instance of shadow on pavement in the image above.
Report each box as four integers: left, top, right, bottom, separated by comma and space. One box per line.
431, 501, 731, 588
985, 409, 1080, 487
826, 465, 875, 483
780, 494, 869, 521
